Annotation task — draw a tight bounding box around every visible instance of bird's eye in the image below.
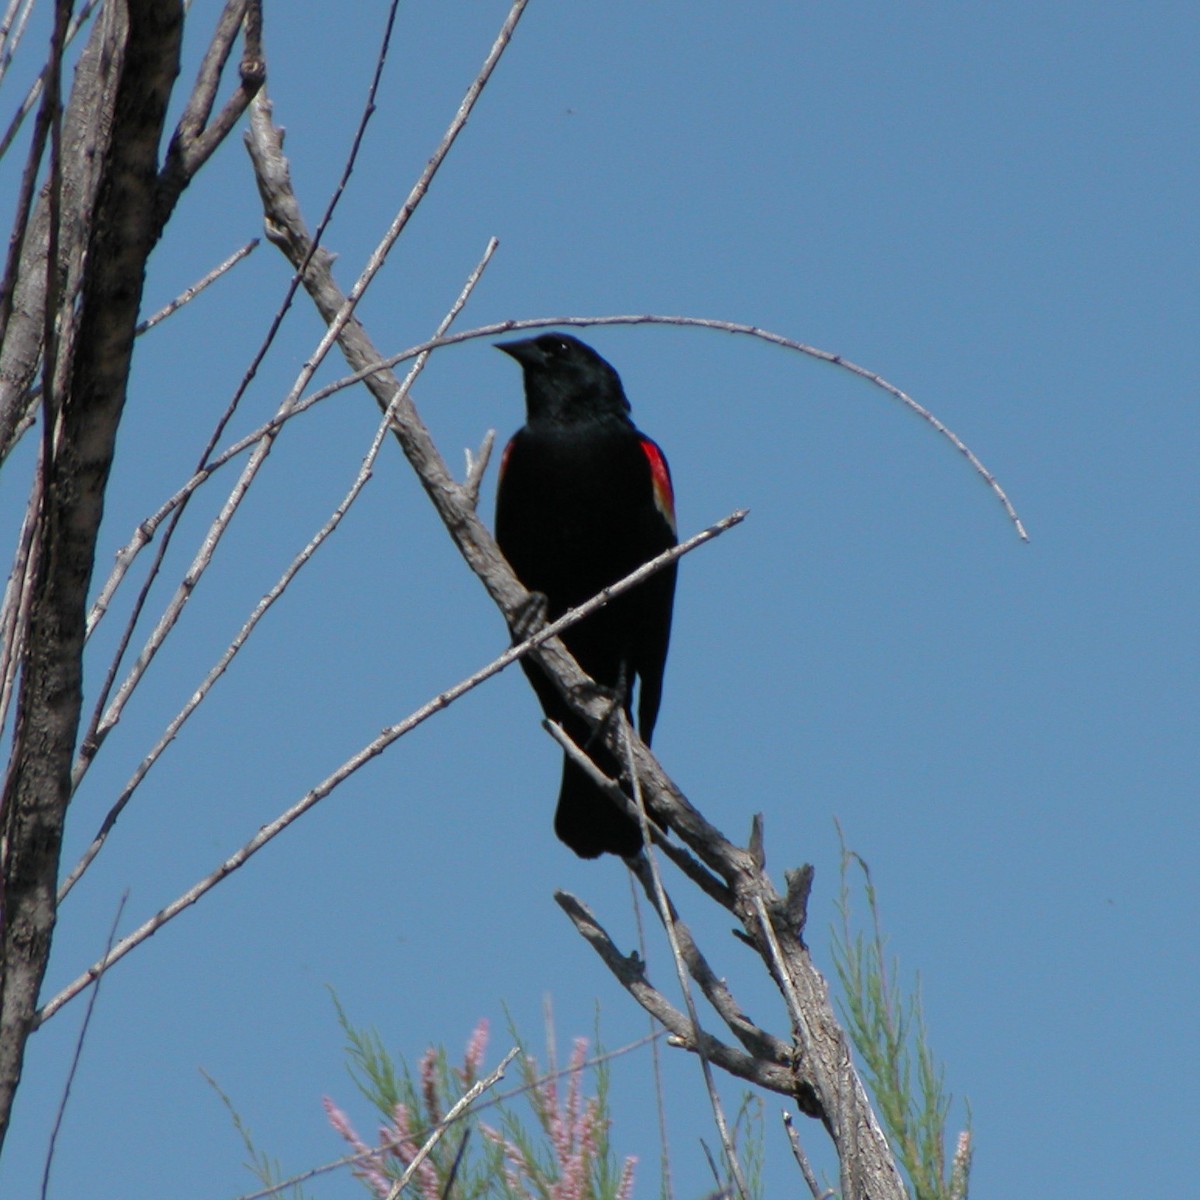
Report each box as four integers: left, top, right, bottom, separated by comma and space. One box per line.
543, 335, 569, 356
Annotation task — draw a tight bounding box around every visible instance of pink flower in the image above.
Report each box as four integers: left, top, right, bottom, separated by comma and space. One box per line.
323, 1096, 392, 1198
419, 1046, 441, 1125
616, 1155, 638, 1200
458, 1018, 489, 1085
384, 1101, 440, 1200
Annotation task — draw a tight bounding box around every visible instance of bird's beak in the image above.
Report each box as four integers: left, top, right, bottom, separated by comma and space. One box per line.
495, 338, 541, 367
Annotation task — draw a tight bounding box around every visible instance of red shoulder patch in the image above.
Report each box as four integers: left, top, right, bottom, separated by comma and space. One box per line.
498, 436, 515, 481
640, 437, 676, 533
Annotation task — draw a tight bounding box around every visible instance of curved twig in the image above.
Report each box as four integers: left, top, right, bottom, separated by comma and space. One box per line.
304, 314, 1029, 542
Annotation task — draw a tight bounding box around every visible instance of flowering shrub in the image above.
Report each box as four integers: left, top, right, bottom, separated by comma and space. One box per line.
325, 1005, 635, 1200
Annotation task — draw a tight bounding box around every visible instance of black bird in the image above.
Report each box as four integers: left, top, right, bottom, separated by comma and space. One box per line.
495, 333, 677, 858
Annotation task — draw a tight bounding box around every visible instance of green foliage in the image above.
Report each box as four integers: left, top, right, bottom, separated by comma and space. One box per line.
327, 994, 636, 1200
202, 1068, 315, 1200
728, 1093, 765, 1200
830, 838, 972, 1200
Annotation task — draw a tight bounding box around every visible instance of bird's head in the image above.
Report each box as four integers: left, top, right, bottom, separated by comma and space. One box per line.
497, 333, 631, 425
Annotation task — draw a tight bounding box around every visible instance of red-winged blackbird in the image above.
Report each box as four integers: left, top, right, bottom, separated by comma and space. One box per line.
495, 333, 677, 858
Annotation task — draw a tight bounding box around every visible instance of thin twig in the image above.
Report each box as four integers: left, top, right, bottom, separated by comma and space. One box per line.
0, 0, 100, 162
753, 894, 816, 1071
88, 331, 500, 632
0, 0, 70, 345
628, 874, 674, 1200
0, 0, 37, 91
39, 511, 741, 1020
439, 1128, 471, 1200
382, 1048, 519, 1200
84, 366, 344, 639
63, 374, 408, 896
69, 0, 528, 792
233, 1033, 662, 1200
184, 0, 397, 480
59, 238, 498, 901
134, 238, 258, 334
698, 1140, 730, 1200
39, 892, 127, 1200
20, 239, 260, 406
621, 720, 749, 1200
553, 891, 795, 1095
73, 0, 376, 781
782, 1110, 834, 1200
303, 313, 1028, 542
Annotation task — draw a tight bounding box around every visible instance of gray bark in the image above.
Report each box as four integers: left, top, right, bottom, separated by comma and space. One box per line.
0, 6, 129, 467
0, 0, 261, 1150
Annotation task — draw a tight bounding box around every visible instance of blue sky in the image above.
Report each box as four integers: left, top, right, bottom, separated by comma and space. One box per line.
1, 2, 1197, 1197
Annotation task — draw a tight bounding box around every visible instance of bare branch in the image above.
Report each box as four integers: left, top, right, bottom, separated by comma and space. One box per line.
169, 0, 249, 146
60, 238, 498, 899
552, 734, 908, 1196
241, 18, 985, 1193
783, 1110, 834, 1200
71, 2, 526, 788
39, 513, 739, 1021
39, 891, 126, 1200
301, 313, 1028, 543
0, 0, 102, 161
553, 891, 795, 1095
0, 0, 184, 1150
232, 1033, 661, 1200
0, 0, 39, 94
0, 2, 123, 466
381, 1048, 520, 1200
135, 238, 257, 334
157, 0, 264, 214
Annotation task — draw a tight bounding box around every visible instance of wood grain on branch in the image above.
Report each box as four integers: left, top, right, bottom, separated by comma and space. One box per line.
0, 0, 184, 1150
0, 3, 124, 465
0, 0, 264, 1150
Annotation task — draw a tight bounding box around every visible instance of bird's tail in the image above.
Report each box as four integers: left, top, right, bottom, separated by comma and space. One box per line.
554, 751, 643, 859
